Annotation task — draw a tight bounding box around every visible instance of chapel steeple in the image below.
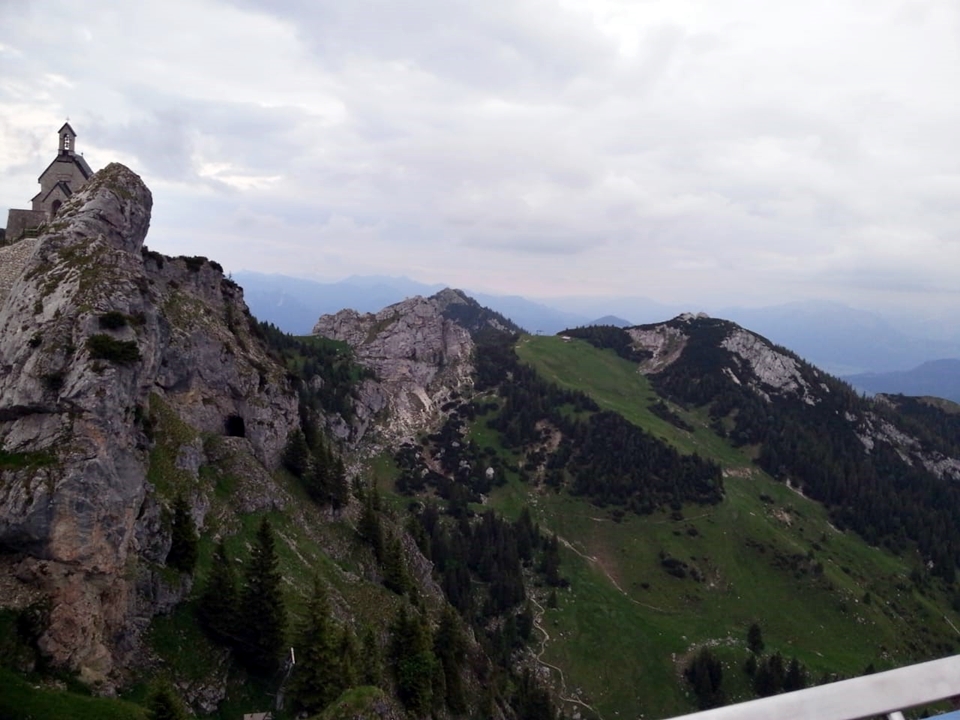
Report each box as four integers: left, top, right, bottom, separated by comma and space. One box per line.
58, 122, 77, 154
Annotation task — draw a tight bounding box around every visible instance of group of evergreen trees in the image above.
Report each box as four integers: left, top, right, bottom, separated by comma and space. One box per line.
745, 651, 808, 697
387, 603, 470, 716
191, 507, 477, 717
409, 502, 562, 622
684, 647, 725, 709
394, 409, 508, 503
257, 320, 373, 420
282, 428, 350, 509
288, 580, 365, 715
474, 331, 724, 513
684, 624, 810, 709
356, 490, 560, 719
197, 518, 287, 675
561, 325, 652, 363
354, 485, 414, 596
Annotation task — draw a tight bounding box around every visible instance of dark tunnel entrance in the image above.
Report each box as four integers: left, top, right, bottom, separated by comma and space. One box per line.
225, 415, 246, 438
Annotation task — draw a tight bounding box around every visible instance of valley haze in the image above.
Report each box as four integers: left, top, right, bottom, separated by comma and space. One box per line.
236, 271, 960, 378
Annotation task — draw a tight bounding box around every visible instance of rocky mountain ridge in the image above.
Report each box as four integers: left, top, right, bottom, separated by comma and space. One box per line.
313, 288, 515, 444
0, 164, 299, 686
625, 313, 960, 483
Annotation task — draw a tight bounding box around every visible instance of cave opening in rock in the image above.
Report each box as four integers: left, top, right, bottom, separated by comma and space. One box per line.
225, 415, 246, 438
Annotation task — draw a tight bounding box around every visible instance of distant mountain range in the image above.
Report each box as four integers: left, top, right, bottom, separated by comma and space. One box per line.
232, 271, 591, 335
718, 301, 960, 376
843, 359, 960, 404
234, 272, 960, 381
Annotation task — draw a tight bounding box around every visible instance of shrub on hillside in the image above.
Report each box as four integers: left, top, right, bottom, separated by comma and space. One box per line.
86, 334, 141, 364
97, 311, 128, 329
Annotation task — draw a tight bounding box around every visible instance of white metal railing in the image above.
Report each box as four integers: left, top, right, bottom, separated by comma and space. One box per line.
664, 654, 960, 720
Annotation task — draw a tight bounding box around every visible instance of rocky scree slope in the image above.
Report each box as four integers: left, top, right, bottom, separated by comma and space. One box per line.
313, 288, 517, 444
0, 163, 299, 686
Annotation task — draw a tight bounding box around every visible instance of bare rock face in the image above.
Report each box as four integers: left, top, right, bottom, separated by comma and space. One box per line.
629, 314, 820, 403
0, 164, 299, 685
313, 292, 477, 443
855, 411, 960, 481
626, 324, 688, 373
720, 327, 821, 405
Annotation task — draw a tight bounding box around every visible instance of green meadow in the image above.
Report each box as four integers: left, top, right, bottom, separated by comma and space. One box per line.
478, 335, 960, 719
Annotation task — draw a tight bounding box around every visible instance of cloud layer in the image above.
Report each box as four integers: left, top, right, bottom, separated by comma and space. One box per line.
1, 0, 958, 315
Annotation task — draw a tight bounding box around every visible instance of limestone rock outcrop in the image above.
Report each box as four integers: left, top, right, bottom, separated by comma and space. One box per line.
0, 164, 299, 685
313, 289, 506, 443
629, 313, 820, 401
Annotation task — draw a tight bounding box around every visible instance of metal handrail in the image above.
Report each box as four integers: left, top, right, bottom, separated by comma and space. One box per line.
664, 654, 960, 720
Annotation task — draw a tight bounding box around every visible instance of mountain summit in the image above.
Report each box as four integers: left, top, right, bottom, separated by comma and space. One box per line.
313, 288, 519, 441
0, 164, 299, 684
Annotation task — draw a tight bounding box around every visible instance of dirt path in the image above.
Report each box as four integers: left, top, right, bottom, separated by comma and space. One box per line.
529, 593, 602, 718
557, 536, 676, 615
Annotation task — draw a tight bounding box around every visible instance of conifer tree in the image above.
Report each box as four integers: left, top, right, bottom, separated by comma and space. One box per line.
166, 493, 198, 574
514, 667, 557, 720
146, 681, 190, 720
514, 507, 537, 563
360, 625, 383, 687
238, 517, 286, 674
517, 602, 534, 642
783, 657, 808, 692
329, 455, 350, 510
390, 605, 436, 715
198, 539, 238, 645
747, 622, 764, 654
383, 535, 410, 595
290, 578, 341, 714
358, 492, 385, 562
540, 533, 562, 587
305, 453, 330, 505
434, 605, 468, 713
685, 647, 725, 709
338, 626, 360, 689
753, 652, 786, 697
282, 429, 311, 480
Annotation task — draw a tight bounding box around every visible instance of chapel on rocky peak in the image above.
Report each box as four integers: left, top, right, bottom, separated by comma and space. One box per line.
3, 123, 95, 244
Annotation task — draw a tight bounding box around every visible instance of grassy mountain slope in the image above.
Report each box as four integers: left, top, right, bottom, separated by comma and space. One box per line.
6, 280, 959, 720
465, 335, 960, 719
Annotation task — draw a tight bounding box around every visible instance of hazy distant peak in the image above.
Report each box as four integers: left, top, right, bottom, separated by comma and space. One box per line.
586, 315, 634, 328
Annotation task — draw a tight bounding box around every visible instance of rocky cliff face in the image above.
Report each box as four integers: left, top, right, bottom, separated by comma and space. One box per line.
0, 164, 299, 685
313, 289, 481, 444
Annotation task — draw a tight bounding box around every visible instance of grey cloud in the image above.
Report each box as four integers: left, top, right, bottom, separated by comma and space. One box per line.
2, 0, 959, 321
460, 232, 602, 256
228, 0, 613, 96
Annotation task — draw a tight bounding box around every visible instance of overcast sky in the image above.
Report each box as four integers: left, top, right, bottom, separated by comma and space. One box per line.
1, 0, 958, 317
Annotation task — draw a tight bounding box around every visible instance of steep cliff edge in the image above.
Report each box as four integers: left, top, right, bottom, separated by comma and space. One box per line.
0, 164, 299, 685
